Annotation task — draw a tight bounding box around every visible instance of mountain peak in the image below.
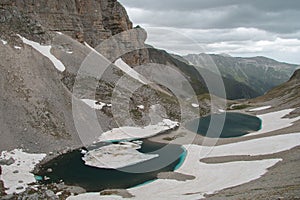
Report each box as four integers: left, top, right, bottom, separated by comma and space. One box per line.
289, 69, 300, 81
219, 53, 232, 57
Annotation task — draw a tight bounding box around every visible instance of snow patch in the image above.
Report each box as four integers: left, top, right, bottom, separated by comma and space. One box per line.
114, 58, 148, 84
83, 44, 149, 85
191, 103, 199, 108
68, 193, 123, 200
249, 105, 271, 111
1, 39, 7, 45
197, 132, 300, 159
0, 149, 46, 194
81, 99, 107, 110
98, 119, 179, 142
137, 105, 145, 110
246, 108, 300, 136
82, 142, 158, 169
66, 50, 73, 54
230, 103, 242, 109
19, 35, 65, 71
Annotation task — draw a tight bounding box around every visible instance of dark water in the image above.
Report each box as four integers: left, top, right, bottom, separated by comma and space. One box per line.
186, 112, 261, 138
37, 140, 184, 192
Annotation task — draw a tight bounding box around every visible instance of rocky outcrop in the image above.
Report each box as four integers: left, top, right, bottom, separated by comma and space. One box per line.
0, 0, 149, 66
289, 69, 300, 81
1, 0, 132, 46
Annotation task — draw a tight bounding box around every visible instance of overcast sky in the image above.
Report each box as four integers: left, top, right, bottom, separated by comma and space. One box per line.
118, 0, 300, 64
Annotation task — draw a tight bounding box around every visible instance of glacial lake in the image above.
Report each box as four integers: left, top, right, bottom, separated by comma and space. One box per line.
186, 112, 262, 138
36, 140, 185, 192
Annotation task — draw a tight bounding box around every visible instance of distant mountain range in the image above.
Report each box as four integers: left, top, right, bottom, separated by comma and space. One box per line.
145, 48, 260, 100
183, 53, 299, 96
251, 69, 300, 111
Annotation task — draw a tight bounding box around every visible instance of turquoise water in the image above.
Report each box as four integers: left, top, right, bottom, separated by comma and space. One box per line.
37, 140, 185, 192
186, 112, 261, 138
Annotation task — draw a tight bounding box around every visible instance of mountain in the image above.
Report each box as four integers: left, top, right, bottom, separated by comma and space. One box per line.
0, 0, 295, 155
0, 0, 167, 153
0, 0, 299, 199
145, 48, 260, 99
183, 53, 299, 95
251, 69, 300, 111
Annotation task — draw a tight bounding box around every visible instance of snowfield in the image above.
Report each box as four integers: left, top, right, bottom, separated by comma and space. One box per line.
0, 149, 46, 194
245, 108, 300, 137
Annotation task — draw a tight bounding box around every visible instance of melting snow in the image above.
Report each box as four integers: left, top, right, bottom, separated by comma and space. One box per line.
19, 35, 65, 71
114, 58, 148, 84
98, 119, 179, 142
249, 105, 271, 111
191, 103, 199, 108
245, 108, 300, 137
137, 105, 145, 110
82, 142, 158, 169
83, 43, 149, 85
1, 39, 7, 45
0, 149, 46, 194
81, 99, 108, 110
66, 50, 73, 54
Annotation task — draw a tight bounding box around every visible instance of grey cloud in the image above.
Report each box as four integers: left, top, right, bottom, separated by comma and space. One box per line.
118, 0, 300, 64
119, 0, 300, 34
119, 0, 300, 12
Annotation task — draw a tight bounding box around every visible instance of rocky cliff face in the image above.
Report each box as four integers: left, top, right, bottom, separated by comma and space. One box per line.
289, 68, 300, 81
0, 0, 148, 65
1, 0, 132, 45
0, 0, 178, 153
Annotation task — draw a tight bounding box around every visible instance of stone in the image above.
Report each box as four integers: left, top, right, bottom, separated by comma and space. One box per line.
100, 189, 135, 198
46, 168, 53, 173
45, 190, 56, 198
0, 194, 15, 200
16, 186, 24, 190
0, 157, 15, 165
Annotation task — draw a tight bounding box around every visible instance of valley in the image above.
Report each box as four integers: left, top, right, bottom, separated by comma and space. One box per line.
0, 0, 299, 199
